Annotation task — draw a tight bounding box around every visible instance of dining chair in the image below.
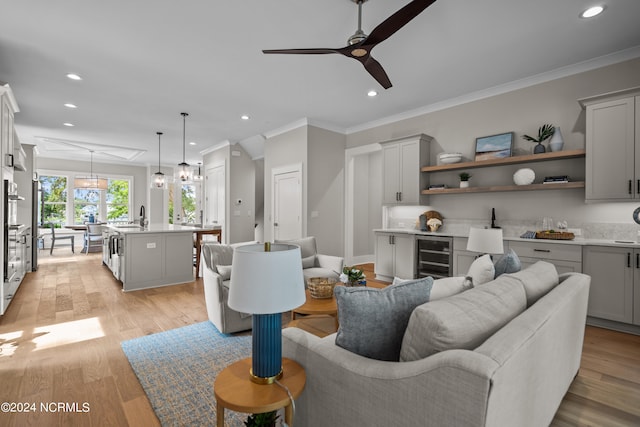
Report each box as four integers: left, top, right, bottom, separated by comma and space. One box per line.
84, 223, 104, 254
49, 223, 75, 254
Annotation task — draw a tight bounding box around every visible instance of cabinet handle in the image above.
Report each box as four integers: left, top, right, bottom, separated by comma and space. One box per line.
637, 180, 639, 194
398, 192, 402, 201
628, 252, 631, 268
636, 253, 639, 269
533, 249, 551, 253
629, 180, 633, 195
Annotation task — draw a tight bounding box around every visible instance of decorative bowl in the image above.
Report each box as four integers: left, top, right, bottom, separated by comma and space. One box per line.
513, 168, 535, 185
438, 152, 462, 164
307, 277, 337, 299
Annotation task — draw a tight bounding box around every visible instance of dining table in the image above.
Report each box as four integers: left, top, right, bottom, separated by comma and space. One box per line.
193, 227, 222, 278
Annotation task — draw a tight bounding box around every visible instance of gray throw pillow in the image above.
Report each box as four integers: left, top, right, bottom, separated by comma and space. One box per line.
494, 249, 521, 278
334, 277, 434, 361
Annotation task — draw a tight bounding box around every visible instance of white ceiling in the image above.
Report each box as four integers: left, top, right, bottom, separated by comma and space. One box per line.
1, 0, 640, 167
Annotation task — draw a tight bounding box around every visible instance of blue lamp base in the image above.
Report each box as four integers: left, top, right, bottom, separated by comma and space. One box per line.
250, 313, 283, 384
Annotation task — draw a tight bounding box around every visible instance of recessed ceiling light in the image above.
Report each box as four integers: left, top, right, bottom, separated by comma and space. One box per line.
367, 90, 378, 97
66, 73, 82, 81
241, 115, 250, 120
63, 122, 75, 127
189, 141, 197, 146
581, 5, 604, 18
64, 103, 78, 109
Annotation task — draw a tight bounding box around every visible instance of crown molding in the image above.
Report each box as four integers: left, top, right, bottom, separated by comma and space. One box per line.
347, 45, 640, 135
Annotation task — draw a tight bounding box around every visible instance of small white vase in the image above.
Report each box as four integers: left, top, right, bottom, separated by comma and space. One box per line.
460, 181, 469, 188
549, 127, 564, 152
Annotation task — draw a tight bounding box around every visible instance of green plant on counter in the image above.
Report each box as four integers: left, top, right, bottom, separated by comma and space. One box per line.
458, 172, 472, 181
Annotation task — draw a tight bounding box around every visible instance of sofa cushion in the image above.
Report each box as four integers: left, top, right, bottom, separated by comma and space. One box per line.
504, 261, 559, 307
467, 254, 495, 286
335, 277, 434, 361
399, 274, 527, 361
302, 255, 316, 269
392, 276, 472, 301
217, 265, 232, 281
494, 249, 521, 278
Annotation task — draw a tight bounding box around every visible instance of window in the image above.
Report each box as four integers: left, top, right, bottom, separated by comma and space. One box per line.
181, 184, 197, 223
106, 179, 130, 222
39, 171, 132, 225
39, 175, 67, 226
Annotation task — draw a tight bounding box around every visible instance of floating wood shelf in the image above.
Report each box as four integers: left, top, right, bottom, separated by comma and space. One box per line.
422, 181, 585, 195
421, 149, 586, 173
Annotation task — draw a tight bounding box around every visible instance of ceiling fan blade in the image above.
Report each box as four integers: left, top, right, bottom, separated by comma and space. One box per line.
363, 56, 392, 89
365, 0, 437, 46
262, 48, 339, 55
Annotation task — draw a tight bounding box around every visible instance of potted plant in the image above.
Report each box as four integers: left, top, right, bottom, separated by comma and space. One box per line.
244, 411, 279, 427
522, 124, 555, 154
339, 266, 366, 286
459, 172, 472, 188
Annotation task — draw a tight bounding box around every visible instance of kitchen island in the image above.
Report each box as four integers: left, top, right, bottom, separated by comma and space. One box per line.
104, 224, 197, 292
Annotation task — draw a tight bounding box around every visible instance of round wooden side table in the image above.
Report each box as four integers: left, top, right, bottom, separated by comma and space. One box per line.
291, 289, 338, 320
214, 357, 306, 427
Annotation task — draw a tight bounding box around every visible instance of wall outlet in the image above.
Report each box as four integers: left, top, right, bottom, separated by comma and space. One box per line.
146, 242, 156, 249
568, 228, 582, 236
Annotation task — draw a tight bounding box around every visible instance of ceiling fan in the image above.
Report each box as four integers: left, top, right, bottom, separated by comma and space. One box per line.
262, 0, 437, 89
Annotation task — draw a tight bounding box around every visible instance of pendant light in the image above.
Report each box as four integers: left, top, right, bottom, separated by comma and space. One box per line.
177, 112, 192, 182
151, 131, 167, 189
193, 162, 204, 181
74, 150, 108, 190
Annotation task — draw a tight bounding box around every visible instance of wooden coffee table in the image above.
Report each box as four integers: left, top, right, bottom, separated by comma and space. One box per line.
291, 289, 337, 320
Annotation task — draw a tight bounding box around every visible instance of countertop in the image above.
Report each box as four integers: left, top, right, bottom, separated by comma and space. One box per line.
106, 224, 218, 235
374, 228, 640, 248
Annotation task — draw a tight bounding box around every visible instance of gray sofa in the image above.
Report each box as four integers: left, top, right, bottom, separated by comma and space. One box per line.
283, 261, 591, 427
201, 237, 344, 334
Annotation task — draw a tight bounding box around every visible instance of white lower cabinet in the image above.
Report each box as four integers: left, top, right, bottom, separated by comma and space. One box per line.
582, 246, 638, 325
374, 232, 415, 281
507, 241, 582, 274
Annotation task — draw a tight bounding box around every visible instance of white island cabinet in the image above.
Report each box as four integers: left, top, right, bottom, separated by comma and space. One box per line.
105, 224, 196, 292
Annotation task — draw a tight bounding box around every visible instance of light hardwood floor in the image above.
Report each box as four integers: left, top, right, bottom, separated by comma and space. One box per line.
0, 256, 638, 426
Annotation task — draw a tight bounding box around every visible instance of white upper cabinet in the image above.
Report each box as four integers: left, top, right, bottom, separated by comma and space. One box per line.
0, 84, 19, 178
380, 134, 431, 205
580, 88, 640, 201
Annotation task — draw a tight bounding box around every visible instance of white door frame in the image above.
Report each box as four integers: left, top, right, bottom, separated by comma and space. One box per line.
205, 162, 227, 243
271, 163, 303, 242
344, 143, 381, 265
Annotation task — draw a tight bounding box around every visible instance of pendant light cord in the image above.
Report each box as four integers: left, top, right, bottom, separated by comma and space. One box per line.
157, 131, 163, 171
181, 112, 188, 163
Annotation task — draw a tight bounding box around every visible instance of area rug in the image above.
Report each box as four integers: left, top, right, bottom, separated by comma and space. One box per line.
121, 322, 251, 426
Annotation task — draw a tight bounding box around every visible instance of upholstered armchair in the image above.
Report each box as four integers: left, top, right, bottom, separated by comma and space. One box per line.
277, 236, 343, 283
201, 242, 253, 334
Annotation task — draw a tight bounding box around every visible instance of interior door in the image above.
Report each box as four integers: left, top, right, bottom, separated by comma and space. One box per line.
205, 164, 225, 231
273, 170, 301, 241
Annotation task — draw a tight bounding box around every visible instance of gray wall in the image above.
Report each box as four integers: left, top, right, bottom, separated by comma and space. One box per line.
307, 125, 345, 256
229, 145, 256, 243
346, 57, 640, 229
203, 144, 256, 244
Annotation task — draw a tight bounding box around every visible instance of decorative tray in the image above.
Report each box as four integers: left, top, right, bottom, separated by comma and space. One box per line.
535, 231, 575, 240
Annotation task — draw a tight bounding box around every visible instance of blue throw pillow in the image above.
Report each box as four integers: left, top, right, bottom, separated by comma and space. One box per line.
494, 249, 521, 278
334, 277, 434, 361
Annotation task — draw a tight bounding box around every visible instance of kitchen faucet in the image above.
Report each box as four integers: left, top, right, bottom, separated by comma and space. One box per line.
140, 205, 146, 227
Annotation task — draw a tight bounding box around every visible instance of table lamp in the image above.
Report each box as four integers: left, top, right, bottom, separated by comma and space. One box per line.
228, 242, 305, 384
466, 227, 504, 257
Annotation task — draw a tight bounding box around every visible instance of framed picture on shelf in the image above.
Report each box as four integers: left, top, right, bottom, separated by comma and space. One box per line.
474, 132, 513, 161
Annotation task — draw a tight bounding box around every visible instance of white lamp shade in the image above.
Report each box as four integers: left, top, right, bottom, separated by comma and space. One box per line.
228, 244, 306, 314
466, 227, 504, 254
74, 177, 108, 190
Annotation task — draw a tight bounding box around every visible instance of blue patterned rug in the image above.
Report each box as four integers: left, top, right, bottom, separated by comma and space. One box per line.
121, 322, 252, 426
